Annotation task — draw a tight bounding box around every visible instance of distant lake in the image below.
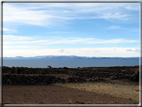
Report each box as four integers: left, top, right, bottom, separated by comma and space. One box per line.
3, 58, 139, 68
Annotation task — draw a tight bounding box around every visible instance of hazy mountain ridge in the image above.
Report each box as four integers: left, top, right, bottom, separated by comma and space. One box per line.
3, 55, 139, 60
3, 55, 139, 68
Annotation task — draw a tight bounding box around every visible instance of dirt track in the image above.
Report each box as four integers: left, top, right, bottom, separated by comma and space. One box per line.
2, 84, 138, 104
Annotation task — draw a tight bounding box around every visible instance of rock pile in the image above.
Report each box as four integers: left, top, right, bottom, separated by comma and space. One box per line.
89, 77, 106, 82
2, 66, 139, 84
2, 75, 87, 85
2, 75, 66, 85
66, 77, 86, 83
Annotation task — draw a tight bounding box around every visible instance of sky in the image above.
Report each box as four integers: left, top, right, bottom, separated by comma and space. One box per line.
2, 3, 140, 57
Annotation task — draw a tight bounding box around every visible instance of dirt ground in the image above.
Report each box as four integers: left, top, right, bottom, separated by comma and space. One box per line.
55, 79, 140, 101
2, 84, 139, 104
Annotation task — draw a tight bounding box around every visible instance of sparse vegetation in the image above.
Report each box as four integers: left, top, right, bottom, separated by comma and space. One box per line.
68, 100, 72, 104
63, 66, 68, 69
47, 65, 52, 68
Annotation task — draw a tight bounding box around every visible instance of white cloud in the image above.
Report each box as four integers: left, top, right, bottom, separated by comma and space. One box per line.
107, 26, 120, 30
132, 28, 139, 32
3, 47, 140, 57
0, 27, 17, 33
3, 35, 139, 45
99, 13, 130, 21
125, 48, 140, 53
89, 39, 138, 44
58, 49, 65, 53
3, 4, 54, 26
125, 4, 139, 10
3, 3, 139, 27
47, 31, 74, 34
3, 28, 10, 31
4, 35, 32, 41
3, 35, 139, 57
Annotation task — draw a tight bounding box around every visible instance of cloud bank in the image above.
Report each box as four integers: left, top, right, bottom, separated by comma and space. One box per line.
3, 47, 140, 57
3, 35, 139, 45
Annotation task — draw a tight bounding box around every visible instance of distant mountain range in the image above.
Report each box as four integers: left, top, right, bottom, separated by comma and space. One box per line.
3, 55, 140, 68
3, 55, 139, 60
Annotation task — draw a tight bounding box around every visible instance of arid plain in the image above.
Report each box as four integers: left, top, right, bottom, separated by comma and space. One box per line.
2, 66, 140, 104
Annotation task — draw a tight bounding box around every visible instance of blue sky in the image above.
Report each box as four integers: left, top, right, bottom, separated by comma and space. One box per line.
3, 3, 140, 57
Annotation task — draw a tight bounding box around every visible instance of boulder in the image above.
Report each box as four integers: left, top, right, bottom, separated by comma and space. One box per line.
6, 79, 12, 84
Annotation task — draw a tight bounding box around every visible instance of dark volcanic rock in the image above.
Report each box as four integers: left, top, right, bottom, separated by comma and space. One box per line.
2, 66, 139, 84
45, 76, 56, 84
66, 77, 86, 83
6, 79, 12, 84
2, 75, 58, 85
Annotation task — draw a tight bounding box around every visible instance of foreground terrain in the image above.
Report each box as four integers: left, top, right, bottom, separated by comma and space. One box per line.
2, 82, 139, 104
2, 66, 140, 104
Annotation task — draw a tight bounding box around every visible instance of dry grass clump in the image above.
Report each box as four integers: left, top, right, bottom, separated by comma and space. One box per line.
68, 100, 72, 104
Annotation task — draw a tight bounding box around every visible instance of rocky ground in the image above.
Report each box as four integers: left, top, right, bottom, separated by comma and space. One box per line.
2, 65, 140, 104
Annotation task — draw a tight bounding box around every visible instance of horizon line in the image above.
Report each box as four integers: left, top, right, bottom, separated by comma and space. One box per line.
2, 55, 140, 58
